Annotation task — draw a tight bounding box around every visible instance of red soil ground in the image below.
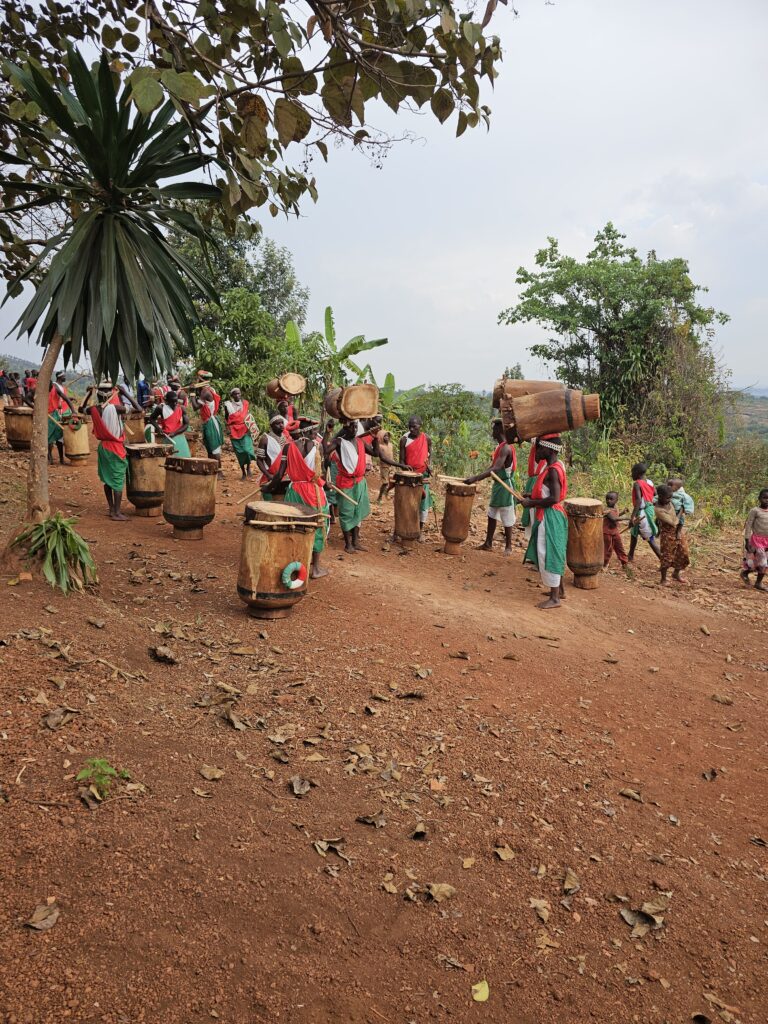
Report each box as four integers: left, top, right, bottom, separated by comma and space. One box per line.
0, 439, 766, 1024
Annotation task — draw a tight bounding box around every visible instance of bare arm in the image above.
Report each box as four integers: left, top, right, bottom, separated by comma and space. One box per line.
465, 443, 509, 485
520, 465, 560, 509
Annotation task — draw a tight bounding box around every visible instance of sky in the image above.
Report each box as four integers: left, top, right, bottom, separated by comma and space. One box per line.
2, 0, 766, 391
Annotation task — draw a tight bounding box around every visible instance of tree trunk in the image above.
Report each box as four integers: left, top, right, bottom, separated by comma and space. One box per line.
26, 333, 64, 523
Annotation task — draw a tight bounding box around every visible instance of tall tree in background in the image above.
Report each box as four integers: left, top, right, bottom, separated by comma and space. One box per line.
0, 49, 218, 520
0, 0, 506, 282
498, 223, 729, 463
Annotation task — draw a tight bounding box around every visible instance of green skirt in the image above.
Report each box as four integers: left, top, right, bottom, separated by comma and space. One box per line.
420, 482, 434, 515
490, 467, 516, 509
232, 433, 255, 469
337, 479, 370, 532
327, 461, 338, 506
201, 416, 224, 456
284, 486, 329, 553
170, 432, 191, 458
523, 507, 568, 576
98, 446, 127, 492
520, 473, 537, 529
630, 501, 658, 538
48, 410, 63, 445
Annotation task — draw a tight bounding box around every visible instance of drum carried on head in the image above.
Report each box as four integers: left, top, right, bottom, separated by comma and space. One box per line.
441, 478, 477, 555
237, 500, 319, 619
163, 456, 218, 540
565, 497, 604, 589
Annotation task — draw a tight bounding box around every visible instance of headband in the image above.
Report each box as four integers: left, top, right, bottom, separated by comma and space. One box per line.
269, 414, 286, 426
538, 439, 563, 452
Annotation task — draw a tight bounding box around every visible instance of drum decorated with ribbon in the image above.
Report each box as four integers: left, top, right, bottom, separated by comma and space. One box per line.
238, 500, 318, 618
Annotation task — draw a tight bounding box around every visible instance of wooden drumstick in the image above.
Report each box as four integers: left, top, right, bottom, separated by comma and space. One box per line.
490, 471, 524, 502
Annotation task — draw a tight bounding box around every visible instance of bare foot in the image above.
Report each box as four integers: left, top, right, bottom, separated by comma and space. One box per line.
355, 543, 368, 552
476, 543, 493, 551
503, 548, 513, 557
537, 598, 561, 610
417, 534, 426, 544
756, 582, 768, 592
344, 546, 357, 554
740, 570, 751, 586
310, 567, 329, 579
110, 512, 128, 521
673, 573, 690, 585
661, 579, 672, 587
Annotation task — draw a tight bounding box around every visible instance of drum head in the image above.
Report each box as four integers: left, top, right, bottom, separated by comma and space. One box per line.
245, 500, 316, 522
564, 497, 603, 516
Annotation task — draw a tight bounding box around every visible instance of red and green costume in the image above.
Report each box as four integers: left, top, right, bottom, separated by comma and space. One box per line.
403, 432, 433, 522
283, 442, 329, 553
199, 390, 224, 457
523, 461, 568, 582
89, 405, 127, 491
332, 437, 370, 531
157, 403, 190, 458
225, 399, 255, 470
521, 441, 545, 533
489, 442, 517, 509
47, 385, 67, 445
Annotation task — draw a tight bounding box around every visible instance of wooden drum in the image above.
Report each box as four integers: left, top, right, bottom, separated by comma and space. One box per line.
393, 470, 423, 543
124, 411, 147, 446
441, 478, 476, 555
492, 378, 563, 409
238, 500, 318, 619
163, 456, 218, 540
323, 387, 343, 419
338, 384, 378, 420
508, 389, 601, 441
565, 497, 604, 590
3, 406, 33, 450
126, 443, 172, 516
61, 418, 90, 462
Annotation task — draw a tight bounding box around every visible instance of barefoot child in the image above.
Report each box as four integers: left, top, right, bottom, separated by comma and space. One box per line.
520, 435, 568, 609
603, 491, 629, 569
741, 488, 768, 592
628, 463, 661, 562
655, 483, 690, 585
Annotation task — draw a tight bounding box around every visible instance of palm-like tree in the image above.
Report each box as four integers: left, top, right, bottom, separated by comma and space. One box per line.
1, 47, 220, 520
318, 305, 387, 393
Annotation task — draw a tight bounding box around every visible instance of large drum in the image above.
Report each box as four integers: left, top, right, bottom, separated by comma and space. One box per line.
393, 470, 423, 543
238, 500, 318, 619
338, 384, 378, 420
163, 456, 218, 540
442, 478, 477, 555
126, 443, 172, 516
124, 410, 146, 446
502, 389, 600, 440
565, 497, 604, 590
323, 387, 343, 419
3, 406, 33, 450
492, 378, 564, 409
61, 418, 90, 462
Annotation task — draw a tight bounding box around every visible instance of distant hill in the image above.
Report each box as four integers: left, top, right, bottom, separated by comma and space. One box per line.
729, 393, 768, 440
0, 352, 38, 374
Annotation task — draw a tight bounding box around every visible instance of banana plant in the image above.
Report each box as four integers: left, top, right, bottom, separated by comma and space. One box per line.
318, 305, 387, 392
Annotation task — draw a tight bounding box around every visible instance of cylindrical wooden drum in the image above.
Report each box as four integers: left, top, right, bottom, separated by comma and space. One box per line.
3, 407, 33, 450
124, 411, 146, 446
238, 500, 318, 619
61, 418, 90, 462
266, 378, 287, 402
126, 443, 172, 516
393, 470, 423, 543
163, 456, 218, 540
323, 387, 343, 419
338, 384, 379, 420
186, 429, 201, 457
493, 378, 564, 409
510, 389, 601, 441
565, 497, 604, 590
279, 372, 306, 396
442, 478, 477, 554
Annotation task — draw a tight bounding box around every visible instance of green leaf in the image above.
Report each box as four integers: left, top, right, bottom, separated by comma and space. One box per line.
430, 89, 455, 124
274, 98, 312, 146
122, 33, 141, 53
131, 76, 164, 115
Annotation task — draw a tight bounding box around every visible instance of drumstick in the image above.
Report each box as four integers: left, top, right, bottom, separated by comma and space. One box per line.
490, 471, 524, 502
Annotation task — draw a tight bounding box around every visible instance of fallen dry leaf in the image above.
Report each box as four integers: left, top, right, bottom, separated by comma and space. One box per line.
356, 810, 386, 828
149, 645, 177, 665
427, 882, 456, 903
471, 979, 489, 1002
619, 788, 643, 803
494, 844, 515, 862
26, 902, 60, 932
41, 706, 79, 731
529, 897, 551, 923
711, 693, 734, 706
563, 868, 580, 894
289, 776, 312, 798
199, 765, 224, 782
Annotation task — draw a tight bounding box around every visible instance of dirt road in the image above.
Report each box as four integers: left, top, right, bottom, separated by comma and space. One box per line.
1, 445, 766, 1024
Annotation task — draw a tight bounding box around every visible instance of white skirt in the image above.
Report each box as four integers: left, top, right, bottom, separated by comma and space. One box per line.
536, 516, 561, 588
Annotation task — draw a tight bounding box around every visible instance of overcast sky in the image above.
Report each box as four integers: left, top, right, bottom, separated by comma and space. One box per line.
2, 0, 765, 390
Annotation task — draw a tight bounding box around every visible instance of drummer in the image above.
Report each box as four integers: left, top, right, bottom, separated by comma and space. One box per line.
256, 413, 291, 499
464, 419, 518, 556
519, 435, 569, 610
327, 420, 404, 553
79, 384, 131, 520
190, 383, 224, 477
223, 387, 257, 479
148, 389, 190, 457
399, 416, 433, 540
48, 371, 78, 466
281, 439, 330, 579
277, 399, 301, 438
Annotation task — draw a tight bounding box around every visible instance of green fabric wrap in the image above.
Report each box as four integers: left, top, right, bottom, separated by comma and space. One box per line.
523, 508, 568, 576
490, 467, 516, 509
327, 460, 338, 506
48, 410, 63, 445
170, 432, 191, 459
337, 479, 370, 532
201, 416, 224, 456
97, 445, 127, 491
520, 473, 538, 528
630, 501, 659, 538
284, 486, 329, 553
231, 433, 255, 468
420, 482, 434, 514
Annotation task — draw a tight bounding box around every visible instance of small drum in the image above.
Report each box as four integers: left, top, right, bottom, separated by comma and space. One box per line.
126, 443, 172, 516
564, 497, 604, 589
163, 456, 218, 540
3, 406, 33, 450
393, 470, 423, 543
441, 477, 477, 555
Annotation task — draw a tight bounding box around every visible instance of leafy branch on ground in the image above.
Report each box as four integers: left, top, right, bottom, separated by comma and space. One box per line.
12, 513, 98, 595
76, 758, 130, 799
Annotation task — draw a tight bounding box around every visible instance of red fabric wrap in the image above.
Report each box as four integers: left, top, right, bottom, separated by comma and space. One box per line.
48, 385, 67, 414
160, 405, 183, 434
404, 432, 429, 473
635, 479, 654, 504
286, 442, 326, 507
89, 407, 126, 458
200, 391, 221, 422
493, 441, 517, 473
259, 437, 285, 486
531, 461, 568, 523
227, 399, 249, 440
333, 438, 366, 488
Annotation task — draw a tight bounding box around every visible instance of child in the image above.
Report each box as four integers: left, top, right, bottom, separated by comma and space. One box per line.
628, 462, 661, 562
377, 431, 395, 503
741, 488, 768, 592
655, 483, 690, 585
603, 491, 629, 570
668, 477, 694, 525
